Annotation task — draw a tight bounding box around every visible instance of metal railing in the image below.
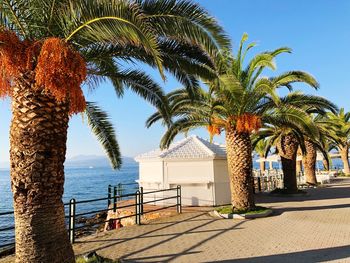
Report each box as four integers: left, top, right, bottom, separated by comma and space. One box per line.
107, 182, 139, 206
0, 211, 15, 251
0, 183, 181, 250
254, 174, 283, 193
68, 185, 181, 243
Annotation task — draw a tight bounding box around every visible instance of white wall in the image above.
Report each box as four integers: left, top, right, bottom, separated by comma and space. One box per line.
213, 159, 231, 205
139, 160, 164, 205
165, 160, 215, 206
139, 160, 163, 185
138, 158, 231, 207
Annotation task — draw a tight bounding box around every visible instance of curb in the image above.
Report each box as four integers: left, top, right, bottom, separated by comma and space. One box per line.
210, 209, 273, 220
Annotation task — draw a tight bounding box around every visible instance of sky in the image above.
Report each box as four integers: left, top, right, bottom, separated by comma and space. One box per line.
1, 0, 350, 165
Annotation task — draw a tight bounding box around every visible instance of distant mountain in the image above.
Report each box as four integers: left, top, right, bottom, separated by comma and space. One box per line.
0, 155, 136, 169
64, 155, 136, 168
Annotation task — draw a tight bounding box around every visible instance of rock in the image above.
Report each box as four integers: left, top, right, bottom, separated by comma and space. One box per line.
105, 210, 135, 229
76, 216, 87, 224
96, 211, 107, 219
74, 212, 108, 238
0, 245, 15, 258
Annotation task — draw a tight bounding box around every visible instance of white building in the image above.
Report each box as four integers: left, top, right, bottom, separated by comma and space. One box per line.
134, 135, 230, 206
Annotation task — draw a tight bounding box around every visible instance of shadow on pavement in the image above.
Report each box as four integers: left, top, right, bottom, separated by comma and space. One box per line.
255, 182, 350, 204
271, 203, 350, 216
211, 245, 350, 263
121, 220, 246, 262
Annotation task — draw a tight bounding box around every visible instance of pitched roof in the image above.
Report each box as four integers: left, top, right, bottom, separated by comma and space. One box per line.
135, 135, 226, 161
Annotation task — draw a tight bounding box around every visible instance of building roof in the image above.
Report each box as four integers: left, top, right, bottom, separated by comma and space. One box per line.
135, 135, 226, 161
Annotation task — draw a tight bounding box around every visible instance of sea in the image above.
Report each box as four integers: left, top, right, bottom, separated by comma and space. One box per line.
0, 163, 139, 248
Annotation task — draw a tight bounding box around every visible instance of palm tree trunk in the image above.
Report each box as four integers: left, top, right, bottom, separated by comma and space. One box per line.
10, 76, 74, 263
340, 146, 350, 174
226, 129, 255, 211
277, 133, 299, 192
322, 158, 329, 171
259, 155, 265, 174
302, 140, 317, 185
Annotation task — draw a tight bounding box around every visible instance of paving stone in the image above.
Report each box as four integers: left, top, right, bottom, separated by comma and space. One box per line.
1, 178, 350, 263
72, 178, 350, 263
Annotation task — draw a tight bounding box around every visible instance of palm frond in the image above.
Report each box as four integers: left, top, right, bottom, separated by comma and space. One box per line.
160, 116, 208, 149
245, 53, 276, 83
271, 71, 319, 90
61, 0, 165, 78
85, 102, 121, 169
137, 0, 231, 55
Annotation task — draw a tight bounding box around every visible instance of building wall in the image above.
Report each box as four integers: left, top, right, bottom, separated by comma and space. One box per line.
137, 158, 230, 207
138, 161, 164, 205
165, 160, 215, 206
213, 159, 231, 205
139, 160, 163, 185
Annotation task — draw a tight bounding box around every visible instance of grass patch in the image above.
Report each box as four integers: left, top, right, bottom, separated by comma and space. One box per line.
335, 171, 350, 177
215, 205, 270, 215
216, 206, 233, 214
76, 254, 118, 263
270, 188, 307, 195
245, 207, 271, 215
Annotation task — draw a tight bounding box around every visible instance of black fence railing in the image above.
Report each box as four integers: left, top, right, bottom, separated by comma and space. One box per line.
0, 211, 15, 251
0, 182, 180, 251
107, 182, 139, 206
68, 185, 181, 243
254, 175, 283, 193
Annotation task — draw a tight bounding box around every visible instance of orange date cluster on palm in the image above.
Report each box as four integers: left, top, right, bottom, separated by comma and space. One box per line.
207, 124, 221, 136
235, 113, 261, 133
0, 29, 87, 114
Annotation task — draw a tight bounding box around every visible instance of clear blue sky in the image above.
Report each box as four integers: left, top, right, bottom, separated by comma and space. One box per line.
1, 0, 350, 164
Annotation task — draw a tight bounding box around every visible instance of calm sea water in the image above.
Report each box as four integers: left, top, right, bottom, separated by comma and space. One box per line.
0, 163, 139, 248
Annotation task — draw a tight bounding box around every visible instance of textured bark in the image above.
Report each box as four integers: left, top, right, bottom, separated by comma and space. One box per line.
259, 155, 265, 173
340, 146, 350, 174
277, 134, 299, 192
226, 129, 255, 210
322, 158, 329, 171
10, 76, 74, 263
302, 140, 317, 185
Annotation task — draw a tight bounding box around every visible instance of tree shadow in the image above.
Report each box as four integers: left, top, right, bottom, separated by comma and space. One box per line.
271, 203, 350, 216
74, 180, 350, 262
75, 212, 245, 262
255, 183, 350, 204
119, 220, 246, 262
75, 212, 223, 255
211, 245, 350, 262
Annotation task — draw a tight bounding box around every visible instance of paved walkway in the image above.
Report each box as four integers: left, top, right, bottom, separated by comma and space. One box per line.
73, 178, 350, 262
1, 178, 350, 262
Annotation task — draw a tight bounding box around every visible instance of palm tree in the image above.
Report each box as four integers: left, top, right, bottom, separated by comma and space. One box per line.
257, 93, 337, 192
320, 139, 337, 171
0, 1, 229, 262
325, 108, 350, 174
257, 119, 312, 192
254, 139, 269, 173
302, 114, 338, 185
148, 34, 319, 211
302, 141, 316, 183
